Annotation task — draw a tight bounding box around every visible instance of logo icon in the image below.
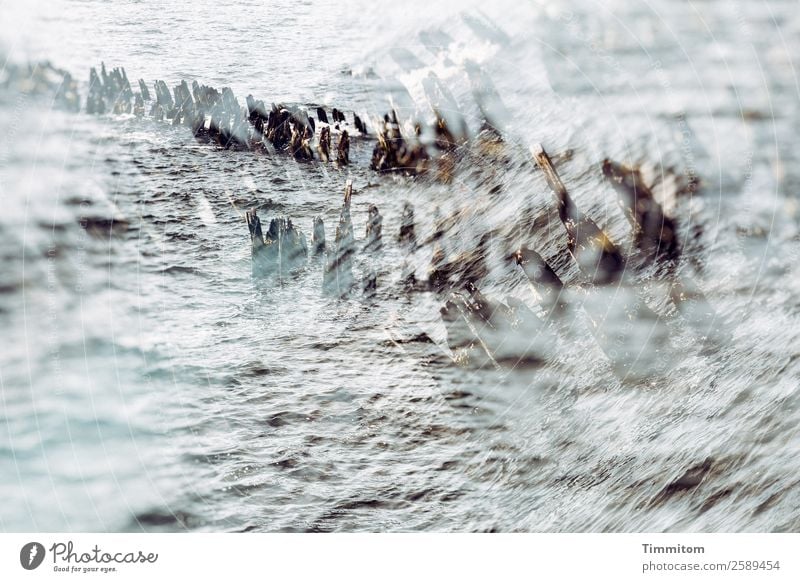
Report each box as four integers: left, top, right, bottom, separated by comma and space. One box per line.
20, 542, 46, 570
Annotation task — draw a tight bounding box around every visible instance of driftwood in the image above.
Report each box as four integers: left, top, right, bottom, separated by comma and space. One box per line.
21, 57, 723, 377
323, 180, 356, 295
246, 209, 308, 276
532, 144, 626, 285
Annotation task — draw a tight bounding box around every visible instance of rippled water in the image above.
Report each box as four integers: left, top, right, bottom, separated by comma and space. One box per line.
2, 0, 800, 532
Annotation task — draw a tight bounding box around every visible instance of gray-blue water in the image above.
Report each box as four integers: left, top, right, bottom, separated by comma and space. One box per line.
1, 0, 799, 532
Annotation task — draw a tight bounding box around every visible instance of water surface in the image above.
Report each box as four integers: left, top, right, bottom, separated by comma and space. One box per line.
1, 0, 799, 532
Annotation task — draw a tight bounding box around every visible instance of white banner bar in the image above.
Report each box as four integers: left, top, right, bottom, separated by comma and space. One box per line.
2, 534, 797, 581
